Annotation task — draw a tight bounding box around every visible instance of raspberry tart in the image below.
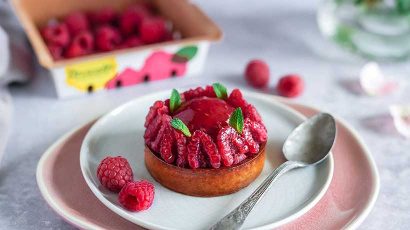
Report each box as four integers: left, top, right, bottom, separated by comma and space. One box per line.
144, 84, 268, 196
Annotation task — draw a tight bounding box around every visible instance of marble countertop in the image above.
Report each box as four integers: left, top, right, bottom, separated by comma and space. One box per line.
1, 0, 409, 229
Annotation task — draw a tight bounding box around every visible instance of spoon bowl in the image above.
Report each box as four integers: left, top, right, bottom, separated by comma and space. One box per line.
283, 113, 336, 165
210, 113, 337, 230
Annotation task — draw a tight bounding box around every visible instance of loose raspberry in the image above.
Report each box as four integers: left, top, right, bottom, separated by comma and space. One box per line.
119, 5, 149, 36
95, 25, 122, 52
140, 17, 167, 44
277, 74, 304, 98
41, 22, 70, 47
96, 156, 133, 192
118, 180, 155, 211
65, 12, 90, 35
64, 31, 94, 58
227, 89, 248, 110
88, 7, 117, 26
245, 59, 270, 88
47, 44, 64, 60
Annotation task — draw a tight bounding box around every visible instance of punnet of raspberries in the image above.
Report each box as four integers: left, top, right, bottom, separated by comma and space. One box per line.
144, 85, 268, 169
40, 3, 177, 60
96, 156, 133, 192
119, 180, 155, 211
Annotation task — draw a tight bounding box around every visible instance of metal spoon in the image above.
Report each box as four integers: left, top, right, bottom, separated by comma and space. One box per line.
209, 113, 336, 230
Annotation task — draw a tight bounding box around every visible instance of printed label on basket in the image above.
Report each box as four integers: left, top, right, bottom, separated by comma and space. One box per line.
65, 57, 118, 92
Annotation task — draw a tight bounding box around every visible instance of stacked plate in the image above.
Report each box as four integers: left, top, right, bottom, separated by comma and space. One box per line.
36, 90, 379, 230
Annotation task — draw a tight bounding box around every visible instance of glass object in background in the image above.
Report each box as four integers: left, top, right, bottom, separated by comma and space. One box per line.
318, 0, 410, 61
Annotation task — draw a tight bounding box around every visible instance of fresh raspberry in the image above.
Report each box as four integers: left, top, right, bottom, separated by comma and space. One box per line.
140, 17, 167, 44
95, 25, 122, 51
277, 74, 304, 98
160, 127, 175, 164
47, 44, 64, 60
243, 104, 262, 123
227, 89, 248, 110
244, 118, 268, 143
97, 156, 133, 192
217, 127, 249, 167
41, 22, 70, 47
183, 87, 205, 101
120, 36, 143, 48
174, 130, 188, 168
147, 114, 171, 153
196, 130, 221, 168
64, 12, 90, 35
88, 7, 117, 26
245, 60, 270, 88
64, 31, 94, 58
144, 101, 169, 127
119, 5, 149, 36
118, 180, 155, 211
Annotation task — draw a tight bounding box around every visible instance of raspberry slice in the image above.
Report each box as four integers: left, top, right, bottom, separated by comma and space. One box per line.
217, 127, 249, 167
233, 153, 247, 165
244, 104, 262, 123
197, 131, 220, 168
242, 126, 260, 154
144, 101, 168, 127
187, 133, 201, 169
95, 25, 122, 52
97, 156, 133, 192
147, 114, 171, 152
41, 22, 70, 47
186, 130, 221, 168
244, 118, 268, 143
65, 12, 90, 35
227, 89, 248, 110
118, 180, 155, 211
160, 126, 175, 164
174, 130, 188, 168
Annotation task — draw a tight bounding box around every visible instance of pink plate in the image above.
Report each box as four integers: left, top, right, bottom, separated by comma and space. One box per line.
36, 102, 379, 230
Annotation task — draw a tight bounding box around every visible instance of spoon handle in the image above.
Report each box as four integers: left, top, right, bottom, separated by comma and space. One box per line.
209, 161, 301, 230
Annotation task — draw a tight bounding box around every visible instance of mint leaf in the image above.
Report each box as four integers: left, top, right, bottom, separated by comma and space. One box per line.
170, 118, 191, 137
212, 83, 228, 99
229, 108, 244, 134
170, 89, 181, 113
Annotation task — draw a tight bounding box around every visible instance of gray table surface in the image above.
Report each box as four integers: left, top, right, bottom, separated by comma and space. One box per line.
1, 0, 410, 229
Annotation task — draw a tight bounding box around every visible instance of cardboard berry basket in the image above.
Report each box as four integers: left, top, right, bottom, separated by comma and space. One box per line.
11, 0, 222, 98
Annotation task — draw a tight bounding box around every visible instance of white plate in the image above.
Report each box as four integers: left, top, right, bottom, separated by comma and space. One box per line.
80, 90, 334, 230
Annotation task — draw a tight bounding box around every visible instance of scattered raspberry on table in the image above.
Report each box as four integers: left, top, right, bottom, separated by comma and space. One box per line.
277, 74, 304, 98
245, 59, 270, 88
96, 156, 133, 192
118, 180, 155, 211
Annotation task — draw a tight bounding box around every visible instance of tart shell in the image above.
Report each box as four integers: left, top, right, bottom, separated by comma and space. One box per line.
144, 143, 266, 197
